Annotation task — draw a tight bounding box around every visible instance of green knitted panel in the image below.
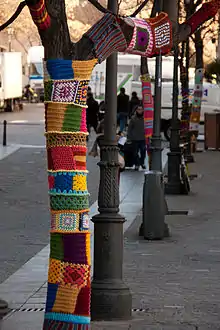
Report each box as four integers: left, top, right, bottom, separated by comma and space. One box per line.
62, 105, 82, 132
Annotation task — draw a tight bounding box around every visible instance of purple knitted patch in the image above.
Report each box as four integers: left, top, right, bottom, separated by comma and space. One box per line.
63, 233, 87, 264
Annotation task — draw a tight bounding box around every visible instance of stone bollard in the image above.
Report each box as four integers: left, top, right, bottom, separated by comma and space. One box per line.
143, 170, 168, 240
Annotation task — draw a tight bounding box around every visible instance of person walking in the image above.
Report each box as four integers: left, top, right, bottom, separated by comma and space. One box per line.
127, 104, 146, 171
129, 91, 140, 118
117, 87, 129, 132
86, 91, 99, 135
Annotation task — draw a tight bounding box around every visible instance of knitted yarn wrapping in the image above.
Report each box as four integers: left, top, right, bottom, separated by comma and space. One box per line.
43, 58, 97, 330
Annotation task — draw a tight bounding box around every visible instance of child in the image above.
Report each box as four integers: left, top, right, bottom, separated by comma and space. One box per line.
127, 104, 146, 171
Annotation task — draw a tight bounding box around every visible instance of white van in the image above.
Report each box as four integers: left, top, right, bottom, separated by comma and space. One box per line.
131, 80, 220, 122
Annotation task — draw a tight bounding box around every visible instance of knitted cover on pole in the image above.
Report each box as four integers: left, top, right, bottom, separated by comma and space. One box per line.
140, 73, 154, 156
189, 68, 203, 134
124, 12, 172, 57
179, 63, 190, 137
42, 58, 97, 330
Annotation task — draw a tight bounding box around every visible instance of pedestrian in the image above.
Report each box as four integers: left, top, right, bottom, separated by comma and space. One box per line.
127, 104, 146, 171
117, 87, 129, 132
129, 91, 140, 118
86, 91, 99, 136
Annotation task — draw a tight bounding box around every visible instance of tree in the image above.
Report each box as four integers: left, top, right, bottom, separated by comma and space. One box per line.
0, 0, 219, 328
205, 58, 220, 83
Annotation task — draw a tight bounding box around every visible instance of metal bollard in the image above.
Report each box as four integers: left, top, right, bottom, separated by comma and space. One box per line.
3, 120, 7, 147
143, 170, 167, 240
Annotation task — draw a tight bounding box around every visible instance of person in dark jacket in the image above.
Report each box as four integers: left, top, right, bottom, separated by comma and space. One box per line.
117, 87, 129, 132
129, 91, 140, 118
86, 91, 99, 135
127, 104, 146, 171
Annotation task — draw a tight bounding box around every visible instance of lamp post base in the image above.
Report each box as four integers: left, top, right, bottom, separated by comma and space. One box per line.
91, 282, 132, 321
91, 213, 132, 321
165, 150, 182, 195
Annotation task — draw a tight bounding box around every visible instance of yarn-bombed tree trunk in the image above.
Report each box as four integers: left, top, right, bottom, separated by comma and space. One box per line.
28, 2, 97, 329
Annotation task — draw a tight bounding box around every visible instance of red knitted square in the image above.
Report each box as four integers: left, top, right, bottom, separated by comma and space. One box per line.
74, 286, 91, 316
47, 146, 76, 171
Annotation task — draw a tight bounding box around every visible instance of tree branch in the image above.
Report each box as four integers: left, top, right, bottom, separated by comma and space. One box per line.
87, 0, 111, 14
131, 0, 150, 18
0, 1, 26, 31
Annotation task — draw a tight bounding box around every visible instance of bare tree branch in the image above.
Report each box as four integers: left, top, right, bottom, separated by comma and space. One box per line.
87, 0, 111, 14
0, 1, 26, 31
131, 0, 150, 17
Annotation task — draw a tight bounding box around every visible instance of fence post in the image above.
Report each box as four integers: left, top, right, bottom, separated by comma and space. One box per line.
3, 120, 7, 147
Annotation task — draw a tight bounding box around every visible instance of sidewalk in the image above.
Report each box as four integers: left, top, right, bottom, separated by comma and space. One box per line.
0, 150, 219, 329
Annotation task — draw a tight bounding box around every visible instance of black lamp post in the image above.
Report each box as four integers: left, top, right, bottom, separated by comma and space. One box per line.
184, 0, 195, 163
91, 0, 132, 321
165, 0, 182, 195
142, 0, 170, 240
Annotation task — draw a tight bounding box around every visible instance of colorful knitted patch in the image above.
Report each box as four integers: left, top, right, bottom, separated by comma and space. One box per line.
51, 211, 80, 233
50, 195, 89, 211
50, 233, 64, 260
74, 286, 91, 317
189, 68, 203, 132
125, 17, 153, 57
72, 59, 97, 80
63, 233, 90, 265
50, 210, 89, 233
28, 0, 51, 30
44, 79, 89, 107
52, 80, 79, 103
60, 263, 90, 289
85, 13, 127, 63
48, 171, 87, 194
125, 13, 172, 57
45, 283, 58, 313
47, 146, 87, 171
46, 60, 74, 80
46, 133, 87, 148
45, 103, 84, 133
43, 320, 89, 329
44, 313, 90, 325
79, 212, 90, 231
74, 81, 88, 107
52, 285, 79, 314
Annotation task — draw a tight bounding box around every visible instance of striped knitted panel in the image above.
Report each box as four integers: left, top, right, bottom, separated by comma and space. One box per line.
85, 13, 127, 63
141, 74, 154, 143
43, 58, 97, 329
